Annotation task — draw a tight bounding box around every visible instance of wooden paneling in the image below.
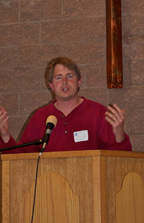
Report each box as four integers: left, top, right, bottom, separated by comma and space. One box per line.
1, 150, 144, 222
116, 172, 144, 223
106, 0, 123, 88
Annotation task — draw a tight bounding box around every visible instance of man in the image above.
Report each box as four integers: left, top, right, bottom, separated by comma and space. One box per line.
0, 57, 132, 153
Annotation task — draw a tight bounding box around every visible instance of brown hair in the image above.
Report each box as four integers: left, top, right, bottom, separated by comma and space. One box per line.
45, 57, 81, 83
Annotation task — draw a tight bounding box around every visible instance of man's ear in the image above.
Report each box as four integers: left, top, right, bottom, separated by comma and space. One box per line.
78, 78, 82, 87
48, 82, 54, 90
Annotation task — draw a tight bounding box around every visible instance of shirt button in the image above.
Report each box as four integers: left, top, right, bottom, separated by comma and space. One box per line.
65, 131, 67, 134
65, 122, 67, 125
61, 115, 64, 118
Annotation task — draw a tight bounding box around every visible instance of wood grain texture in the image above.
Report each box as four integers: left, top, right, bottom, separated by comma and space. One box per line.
24, 172, 80, 223
0, 161, 9, 223
1, 155, 93, 222
105, 156, 144, 223
106, 0, 123, 88
92, 156, 101, 223
1, 150, 144, 223
1, 150, 143, 161
116, 172, 144, 223
92, 156, 107, 223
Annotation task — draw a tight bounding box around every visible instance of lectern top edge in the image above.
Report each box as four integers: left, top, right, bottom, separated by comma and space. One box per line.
0, 149, 142, 161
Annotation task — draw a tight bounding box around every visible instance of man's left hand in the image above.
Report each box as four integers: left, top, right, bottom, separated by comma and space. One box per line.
105, 104, 125, 143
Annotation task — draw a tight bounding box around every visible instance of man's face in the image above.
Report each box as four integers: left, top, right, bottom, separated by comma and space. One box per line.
49, 64, 81, 102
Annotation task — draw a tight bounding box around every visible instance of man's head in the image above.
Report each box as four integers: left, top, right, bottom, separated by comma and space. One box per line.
45, 57, 81, 83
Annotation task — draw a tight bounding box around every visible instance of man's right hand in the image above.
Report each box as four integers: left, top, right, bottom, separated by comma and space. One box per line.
0, 106, 10, 143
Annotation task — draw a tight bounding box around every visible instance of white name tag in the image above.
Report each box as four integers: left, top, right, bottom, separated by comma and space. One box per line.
73, 130, 88, 143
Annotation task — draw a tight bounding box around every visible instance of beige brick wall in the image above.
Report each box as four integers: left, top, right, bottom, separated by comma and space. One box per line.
0, 0, 144, 151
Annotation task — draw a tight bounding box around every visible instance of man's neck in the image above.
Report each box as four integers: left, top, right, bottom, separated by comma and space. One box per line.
54, 97, 83, 116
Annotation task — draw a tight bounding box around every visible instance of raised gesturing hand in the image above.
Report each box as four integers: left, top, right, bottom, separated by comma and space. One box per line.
0, 106, 10, 143
105, 104, 125, 143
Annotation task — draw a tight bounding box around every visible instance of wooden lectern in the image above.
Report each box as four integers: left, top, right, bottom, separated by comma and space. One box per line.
0, 150, 144, 223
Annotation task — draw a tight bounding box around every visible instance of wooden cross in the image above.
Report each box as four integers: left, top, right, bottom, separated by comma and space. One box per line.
106, 0, 123, 88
